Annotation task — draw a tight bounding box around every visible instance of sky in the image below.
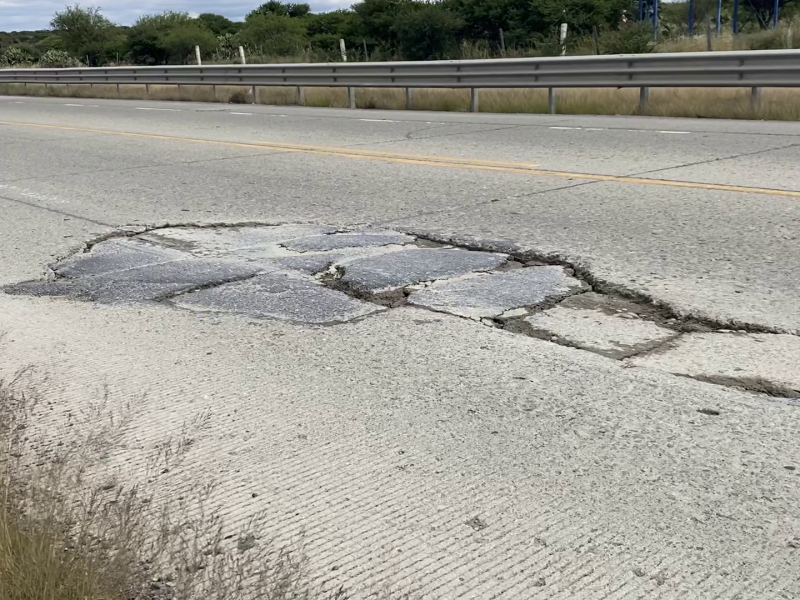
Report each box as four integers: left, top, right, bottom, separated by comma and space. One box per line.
0, 0, 351, 31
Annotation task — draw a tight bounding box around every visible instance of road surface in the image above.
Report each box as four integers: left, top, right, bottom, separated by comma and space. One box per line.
1, 96, 799, 599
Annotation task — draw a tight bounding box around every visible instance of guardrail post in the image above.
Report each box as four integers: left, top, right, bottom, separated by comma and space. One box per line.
297, 86, 305, 106
470, 88, 479, 112
145, 83, 150, 97
548, 88, 557, 114
177, 84, 183, 99
639, 87, 650, 112
406, 87, 413, 110
751, 86, 762, 109
348, 87, 356, 109
251, 85, 257, 104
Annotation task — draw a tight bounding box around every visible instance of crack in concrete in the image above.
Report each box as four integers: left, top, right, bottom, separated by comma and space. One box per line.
402, 230, 785, 335
5, 221, 799, 399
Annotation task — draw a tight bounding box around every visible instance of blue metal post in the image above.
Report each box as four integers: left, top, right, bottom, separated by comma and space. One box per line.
688, 0, 695, 34
716, 0, 722, 34
733, 0, 739, 34
772, 0, 779, 28
652, 0, 659, 30
638, 0, 644, 21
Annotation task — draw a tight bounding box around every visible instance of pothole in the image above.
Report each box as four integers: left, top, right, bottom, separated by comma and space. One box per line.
3, 223, 799, 398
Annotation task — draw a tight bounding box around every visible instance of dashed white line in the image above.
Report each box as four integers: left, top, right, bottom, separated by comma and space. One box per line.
63, 103, 84, 107
230, 112, 253, 115
135, 107, 180, 112
359, 118, 396, 123
584, 127, 605, 131
658, 130, 691, 134
549, 126, 582, 130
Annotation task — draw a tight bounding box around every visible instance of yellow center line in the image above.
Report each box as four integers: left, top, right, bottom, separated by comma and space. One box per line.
2, 119, 799, 199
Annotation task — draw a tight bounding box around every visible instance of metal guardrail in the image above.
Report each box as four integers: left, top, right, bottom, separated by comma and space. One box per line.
2, 49, 799, 113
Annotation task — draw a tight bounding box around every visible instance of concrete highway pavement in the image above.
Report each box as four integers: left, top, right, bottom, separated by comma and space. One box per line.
1, 96, 800, 598
1, 96, 799, 331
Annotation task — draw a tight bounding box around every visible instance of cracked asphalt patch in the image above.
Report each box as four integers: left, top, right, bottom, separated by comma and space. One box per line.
4, 223, 800, 398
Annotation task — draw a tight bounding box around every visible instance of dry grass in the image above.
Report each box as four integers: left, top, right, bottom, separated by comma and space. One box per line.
0, 367, 391, 600
3, 81, 800, 121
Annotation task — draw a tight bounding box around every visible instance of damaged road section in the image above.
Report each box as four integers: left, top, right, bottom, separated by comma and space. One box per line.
3, 223, 800, 398
3, 224, 583, 326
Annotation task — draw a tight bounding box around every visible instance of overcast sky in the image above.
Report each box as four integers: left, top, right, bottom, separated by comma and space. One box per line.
0, 0, 352, 31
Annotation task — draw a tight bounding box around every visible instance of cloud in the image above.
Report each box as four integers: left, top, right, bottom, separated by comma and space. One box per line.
0, 0, 354, 32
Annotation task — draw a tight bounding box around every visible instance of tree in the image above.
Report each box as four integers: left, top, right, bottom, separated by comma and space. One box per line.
393, 4, 464, 59
50, 4, 122, 65
240, 12, 308, 56
197, 13, 240, 36
126, 12, 216, 65
352, 0, 414, 52
248, 1, 311, 18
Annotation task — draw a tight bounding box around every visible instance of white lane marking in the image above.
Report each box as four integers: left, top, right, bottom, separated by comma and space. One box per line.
12, 101, 26, 104
63, 103, 84, 107
135, 107, 180, 112
659, 130, 691, 134
359, 118, 396, 123
230, 112, 253, 115
584, 127, 605, 131
550, 126, 582, 130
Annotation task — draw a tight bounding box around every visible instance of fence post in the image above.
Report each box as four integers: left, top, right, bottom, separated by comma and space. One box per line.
470, 88, 479, 112
592, 26, 600, 54
243, 44, 253, 104
297, 87, 305, 106
548, 88, 557, 114
499, 28, 506, 56
560, 23, 568, 56
195, 45, 202, 66
406, 87, 413, 110
639, 87, 650, 112
751, 87, 762, 109
706, 15, 713, 51
348, 86, 356, 108
339, 39, 348, 62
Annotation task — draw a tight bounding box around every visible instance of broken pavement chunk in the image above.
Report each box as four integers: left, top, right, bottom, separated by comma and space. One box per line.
174, 272, 382, 323
408, 266, 585, 320
340, 248, 508, 293
629, 332, 800, 396
522, 293, 677, 359
5, 259, 266, 304
54, 238, 188, 278
282, 231, 414, 252
140, 225, 337, 257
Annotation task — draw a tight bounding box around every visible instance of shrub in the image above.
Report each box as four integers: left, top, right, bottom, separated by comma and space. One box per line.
600, 23, 654, 54
1, 47, 34, 67
38, 49, 82, 68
